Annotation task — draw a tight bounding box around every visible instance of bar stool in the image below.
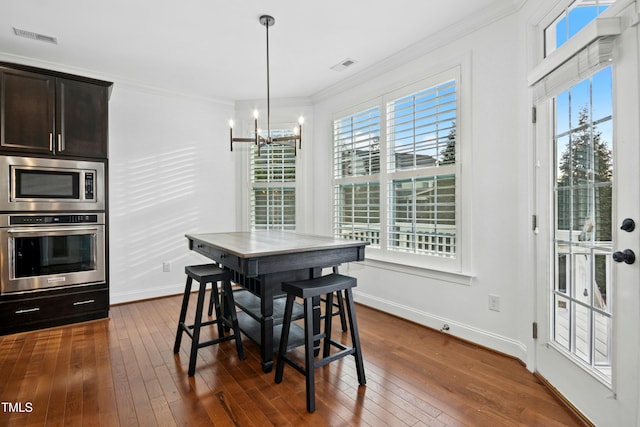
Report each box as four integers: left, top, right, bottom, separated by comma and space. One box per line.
173, 264, 244, 376
274, 273, 366, 413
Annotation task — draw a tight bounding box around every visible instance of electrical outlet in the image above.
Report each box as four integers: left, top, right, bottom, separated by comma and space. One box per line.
162, 262, 171, 272
488, 294, 500, 312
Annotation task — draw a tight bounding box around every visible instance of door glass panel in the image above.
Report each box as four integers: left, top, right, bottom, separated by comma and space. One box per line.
556, 252, 569, 294
574, 302, 592, 363
593, 311, 612, 366
593, 251, 610, 312
14, 234, 96, 277
552, 66, 613, 383
554, 294, 571, 350
15, 169, 79, 199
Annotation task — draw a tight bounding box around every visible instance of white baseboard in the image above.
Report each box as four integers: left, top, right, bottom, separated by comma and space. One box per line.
110, 284, 182, 305
109, 285, 529, 365
354, 290, 528, 364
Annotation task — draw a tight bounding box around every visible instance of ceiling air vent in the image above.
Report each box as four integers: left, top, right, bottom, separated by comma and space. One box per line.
331, 58, 356, 72
13, 27, 58, 44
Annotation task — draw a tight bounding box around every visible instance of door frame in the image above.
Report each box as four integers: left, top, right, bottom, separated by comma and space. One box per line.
531, 1, 640, 425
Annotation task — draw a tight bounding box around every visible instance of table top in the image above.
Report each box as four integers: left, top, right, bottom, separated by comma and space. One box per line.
186, 231, 367, 259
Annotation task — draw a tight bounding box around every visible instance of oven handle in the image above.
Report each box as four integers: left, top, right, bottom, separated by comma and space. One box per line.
6, 226, 102, 236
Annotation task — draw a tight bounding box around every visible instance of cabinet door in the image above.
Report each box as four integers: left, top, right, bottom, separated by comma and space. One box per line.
56, 79, 108, 158
0, 68, 55, 153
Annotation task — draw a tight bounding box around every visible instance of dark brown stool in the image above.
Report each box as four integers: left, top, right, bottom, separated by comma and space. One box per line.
173, 264, 244, 376
274, 273, 366, 413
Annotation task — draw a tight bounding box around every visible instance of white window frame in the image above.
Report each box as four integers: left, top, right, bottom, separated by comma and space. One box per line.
249, 132, 297, 231
333, 66, 467, 274
236, 122, 299, 232
543, 0, 617, 58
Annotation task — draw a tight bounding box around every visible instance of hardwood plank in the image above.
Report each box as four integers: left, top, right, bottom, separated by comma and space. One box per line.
0, 294, 586, 427
44, 327, 73, 426
93, 320, 120, 427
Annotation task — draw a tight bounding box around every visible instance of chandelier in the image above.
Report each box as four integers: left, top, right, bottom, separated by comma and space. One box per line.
229, 15, 304, 155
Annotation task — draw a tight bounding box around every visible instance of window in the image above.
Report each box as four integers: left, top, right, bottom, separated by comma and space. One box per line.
387, 81, 457, 256
544, 0, 615, 57
552, 66, 613, 382
250, 130, 296, 230
334, 68, 459, 267
334, 107, 381, 245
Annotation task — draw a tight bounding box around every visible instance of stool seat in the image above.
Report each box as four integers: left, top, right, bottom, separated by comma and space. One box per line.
281, 274, 356, 298
275, 273, 366, 413
186, 264, 232, 283
174, 264, 244, 376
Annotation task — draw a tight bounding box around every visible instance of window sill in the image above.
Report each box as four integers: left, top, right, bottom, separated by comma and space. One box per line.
359, 249, 474, 286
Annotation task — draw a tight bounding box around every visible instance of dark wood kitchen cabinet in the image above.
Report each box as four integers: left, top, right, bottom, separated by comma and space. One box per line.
0, 63, 111, 159
0, 285, 109, 335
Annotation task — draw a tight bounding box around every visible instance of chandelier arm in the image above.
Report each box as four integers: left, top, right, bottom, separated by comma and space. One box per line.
271, 136, 300, 143
254, 116, 258, 145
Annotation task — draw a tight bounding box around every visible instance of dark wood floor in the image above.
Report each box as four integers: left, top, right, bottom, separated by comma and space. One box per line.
0, 292, 584, 426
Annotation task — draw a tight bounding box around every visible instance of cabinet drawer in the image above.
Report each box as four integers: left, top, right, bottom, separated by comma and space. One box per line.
57, 289, 109, 318
192, 243, 242, 272
0, 288, 109, 331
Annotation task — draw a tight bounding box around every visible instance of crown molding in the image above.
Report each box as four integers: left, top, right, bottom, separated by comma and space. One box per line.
0, 51, 233, 108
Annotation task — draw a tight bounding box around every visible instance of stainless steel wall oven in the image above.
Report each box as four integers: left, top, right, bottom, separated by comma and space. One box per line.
0, 156, 107, 296
0, 213, 105, 294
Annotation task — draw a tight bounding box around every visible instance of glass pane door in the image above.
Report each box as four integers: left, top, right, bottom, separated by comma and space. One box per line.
552, 66, 613, 383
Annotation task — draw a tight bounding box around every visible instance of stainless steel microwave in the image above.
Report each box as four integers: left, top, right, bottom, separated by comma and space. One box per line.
0, 156, 105, 211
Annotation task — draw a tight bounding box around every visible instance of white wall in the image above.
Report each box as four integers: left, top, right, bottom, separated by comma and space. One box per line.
310, 12, 533, 362
108, 84, 236, 303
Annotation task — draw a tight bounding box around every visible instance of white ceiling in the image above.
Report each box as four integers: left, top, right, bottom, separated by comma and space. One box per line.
2, 0, 520, 102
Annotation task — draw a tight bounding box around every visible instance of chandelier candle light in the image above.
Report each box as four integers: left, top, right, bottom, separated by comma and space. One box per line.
229, 15, 304, 155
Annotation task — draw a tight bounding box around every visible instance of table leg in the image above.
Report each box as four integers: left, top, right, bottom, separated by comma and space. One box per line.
260, 274, 275, 373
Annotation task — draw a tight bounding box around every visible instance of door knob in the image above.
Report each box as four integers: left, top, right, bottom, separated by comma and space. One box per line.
613, 249, 636, 264
620, 218, 635, 232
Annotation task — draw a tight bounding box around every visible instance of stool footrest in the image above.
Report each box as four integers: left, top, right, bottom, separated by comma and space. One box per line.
278, 341, 357, 377
197, 335, 237, 349
315, 346, 356, 368
279, 355, 307, 377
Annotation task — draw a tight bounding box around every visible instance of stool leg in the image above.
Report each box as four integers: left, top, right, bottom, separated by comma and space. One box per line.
208, 283, 215, 316
174, 276, 193, 354
304, 296, 316, 413
332, 266, 348, 332
274, 294, 296, 384
344, 288, 366, 386
187, 280, 208, 377
223, 280, 245, 360
211, 282, 225, 339
335, 291, 348, 332
322, 292, 333, 358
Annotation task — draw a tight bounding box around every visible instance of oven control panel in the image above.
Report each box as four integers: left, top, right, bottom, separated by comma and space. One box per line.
7, 213, 104, 225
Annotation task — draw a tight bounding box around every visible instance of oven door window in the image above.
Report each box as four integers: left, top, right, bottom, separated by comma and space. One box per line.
14, 233, 96, 278
14, 169, 80, 199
